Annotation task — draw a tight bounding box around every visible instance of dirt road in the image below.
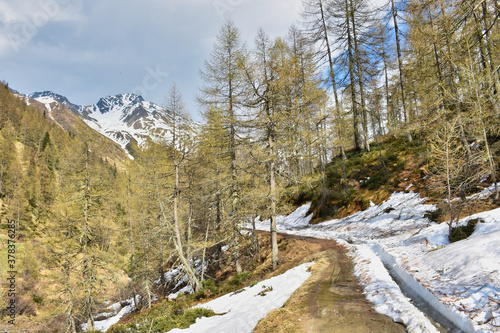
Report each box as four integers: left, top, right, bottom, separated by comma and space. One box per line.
253, 234, 406, 333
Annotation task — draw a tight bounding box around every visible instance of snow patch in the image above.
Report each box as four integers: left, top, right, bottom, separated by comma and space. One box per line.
169, 262, 313, 333
81, 296, 139, 332
354, 244, 439, 333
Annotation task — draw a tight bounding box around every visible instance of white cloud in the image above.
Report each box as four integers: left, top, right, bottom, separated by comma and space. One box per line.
0, 0, 82, 24
0, 0, 83, 57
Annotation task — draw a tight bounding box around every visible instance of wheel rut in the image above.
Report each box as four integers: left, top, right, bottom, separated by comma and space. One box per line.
310, 248, 405, 333
252, 234, 406, 333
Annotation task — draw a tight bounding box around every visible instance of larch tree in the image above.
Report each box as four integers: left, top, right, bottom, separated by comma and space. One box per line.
197, 105, 233, 261
129, 138, 177, 308
428, 116, 469, 239
301, 0, 349, 188
242, 30, 324, 270
198, 20, 247, 273
241, 29, 281, 270
327, 0, 374, 151
56, 141, 113, 330
390, 0, 412, 142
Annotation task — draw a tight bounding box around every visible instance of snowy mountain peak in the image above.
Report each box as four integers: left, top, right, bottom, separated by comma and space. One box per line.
79, 93, 197, 155
29, 90, 64, 100
95, 93, 145, 114
29, 91, 81, 115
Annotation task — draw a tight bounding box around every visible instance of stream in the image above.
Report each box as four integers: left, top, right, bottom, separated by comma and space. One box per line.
371, 242, 478, 333
383, 261, 462, 333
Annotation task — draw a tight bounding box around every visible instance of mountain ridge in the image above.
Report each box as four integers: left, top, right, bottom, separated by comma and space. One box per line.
27, 90, 198, 156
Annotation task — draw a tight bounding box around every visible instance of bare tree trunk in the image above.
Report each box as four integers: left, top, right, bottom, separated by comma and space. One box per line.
318, 0, 348, 176
201, 220, 210, 281
345, 0, 362, 151
392, 0, 412, 142
481, 1, 500, 98
269, 131, 278, 271
82, 144, 95, 331
467, 43, 500, 200
215, 165, 223, 261
168, 161, 200, 291
187, 195, 193, 257
480, 118, 499, 200
382, 41, 393, 130
229, 77, 242, 274
445, 134, 454, 238
251, 213, 260, 261
349, 0, 370, 151
171, 105, 201, 292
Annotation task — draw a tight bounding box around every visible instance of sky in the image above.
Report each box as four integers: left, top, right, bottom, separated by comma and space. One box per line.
0, 0, 305, 121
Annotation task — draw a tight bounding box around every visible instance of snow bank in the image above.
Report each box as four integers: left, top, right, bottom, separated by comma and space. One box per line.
354, 245, 438, 333
372, 243, 480, 333
252, 203, 313, 230
467, 183, 499, 200
169, 262, 313, 333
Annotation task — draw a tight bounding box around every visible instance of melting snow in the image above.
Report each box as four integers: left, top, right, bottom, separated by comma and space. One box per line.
247, 191, 500, 332
169, 262, 313, 333
81, 296, 139, 332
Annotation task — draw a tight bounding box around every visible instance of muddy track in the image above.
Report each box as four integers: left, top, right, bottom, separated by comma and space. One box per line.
253, 233, 406, 332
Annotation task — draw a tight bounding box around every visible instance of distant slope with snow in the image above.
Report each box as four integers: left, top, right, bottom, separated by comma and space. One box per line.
24, 92, 132, 164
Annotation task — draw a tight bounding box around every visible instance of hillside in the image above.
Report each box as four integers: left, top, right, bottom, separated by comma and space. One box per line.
0, 84, 132, 331
72, 135, 500, 332
25, 93, 131, 168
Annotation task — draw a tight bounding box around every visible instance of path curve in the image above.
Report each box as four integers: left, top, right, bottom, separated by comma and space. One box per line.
253, 234, 406, 333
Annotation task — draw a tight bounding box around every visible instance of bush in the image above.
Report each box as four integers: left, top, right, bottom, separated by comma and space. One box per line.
361, 171, 392, 190
424, 207, 443, 222
191, 279, 219, 300
32, 295, 43, 304
325, 168, 342, 188
450, 219, 481, 243
228, 272, 251, 287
